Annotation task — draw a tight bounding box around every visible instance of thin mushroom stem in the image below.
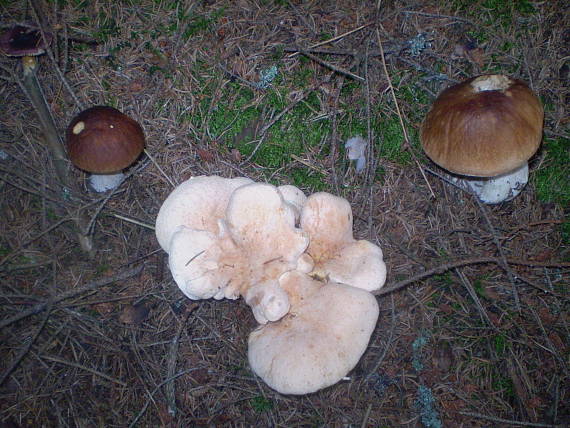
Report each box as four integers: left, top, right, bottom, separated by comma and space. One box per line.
21, 56, 68, 180
18, 55, 95, 257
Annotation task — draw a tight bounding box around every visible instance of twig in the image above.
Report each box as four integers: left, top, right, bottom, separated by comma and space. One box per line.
165, 303, 198, 416
111, 213, 155, 230
360, 403, 373, 428
243, 73, 334, 165
129, 367, 207, 428
287, 0, 317, 36
290, 154, 328, 175
0, 303, 52, 386
296, 47, 364, 82
458, 411, 562, 427
40, 355, 126, 386
29, 3, 85, 109
365, 294, 396, 381
375, 29, 436, 199
287, 22, 373, 58
144, 148, 176, 188
455, 268, 496, 329
374, 257, 570, 296
0, 266, 143, 329
473, 196, 521, 311
400, 9, 477, 26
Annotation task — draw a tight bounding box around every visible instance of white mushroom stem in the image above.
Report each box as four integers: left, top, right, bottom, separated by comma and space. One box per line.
88, 172, 125, 192
245, 280, 291, 324
345, 136, 367, 173
449, 163, 529, 204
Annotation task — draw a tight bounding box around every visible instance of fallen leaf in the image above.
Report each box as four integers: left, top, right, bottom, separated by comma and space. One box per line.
432, 340, 454, 373
196, 148, 215, 162
119, 304, 150, 325
128, 80, 145, 93
231, 148, 243, 163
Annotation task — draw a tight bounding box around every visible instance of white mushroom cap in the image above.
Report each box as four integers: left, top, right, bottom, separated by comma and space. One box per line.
155, 175, 252, 252
245, 280, 290, 324
277, 184, 307, 223
300, 192, 354, 257
166, 182, 309, 305
226, 183, 309, 283
167, 225, 243, 300
318, 240, 387, 292
248, 271, 379, 395
300, 192, 387, 292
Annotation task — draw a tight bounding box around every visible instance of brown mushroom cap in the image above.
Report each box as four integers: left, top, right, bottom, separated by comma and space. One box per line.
420, 74, 543, 177
66, 106, 145, 174
0, 25, 53, 57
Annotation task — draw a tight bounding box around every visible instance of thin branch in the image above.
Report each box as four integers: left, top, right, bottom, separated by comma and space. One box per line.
129, 367, 207, 428
458, 411, 562, 428
374, 257, 570, 296
0, 266, 143, 329
474, 196, 521, 311
287, 22, 372, 58
296, 47, 364, 82
165, 303, 198, 416
0, 303, 53, 386
40, 354, 126, 386
365, 294, 396, 381
375, 29, 436, 199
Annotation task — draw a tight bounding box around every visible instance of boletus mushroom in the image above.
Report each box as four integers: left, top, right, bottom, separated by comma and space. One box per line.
66, 106, 145, 192
421, 74, 544, 204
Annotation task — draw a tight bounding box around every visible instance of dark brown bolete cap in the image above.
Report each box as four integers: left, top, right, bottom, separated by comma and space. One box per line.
420, 74, 544, 177
66, 106, 145, 174
0, 24, 53, 57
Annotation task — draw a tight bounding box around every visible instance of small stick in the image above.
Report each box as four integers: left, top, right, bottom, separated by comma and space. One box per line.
165, 303, 198, 416
129, 367, 207, 428
375, 29, 436, 199
297, 48, 364, 82
365, 294, 396, 381
458, 411, 561, 428
0, 303, 53, 386
374, 257, 570, 296
144, 148, 176, 188
287, 23, 372, 58
41, 354, 127, 387
0, 266, 142, 329
111, 213, 155, 230
474, 196, 521, 311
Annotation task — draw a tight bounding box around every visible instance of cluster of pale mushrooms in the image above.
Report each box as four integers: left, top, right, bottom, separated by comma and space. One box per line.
2, 24, 545, 393
155, 176, 387, 394
152, 74, 544, 394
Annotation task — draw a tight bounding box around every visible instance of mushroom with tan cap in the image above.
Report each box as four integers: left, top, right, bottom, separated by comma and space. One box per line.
66, 106, 145, 192
248, 270, 380, 395
421, 74, 544, 204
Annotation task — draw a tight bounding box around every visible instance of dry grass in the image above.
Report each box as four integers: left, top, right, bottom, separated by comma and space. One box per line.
1, 0, 568, 427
